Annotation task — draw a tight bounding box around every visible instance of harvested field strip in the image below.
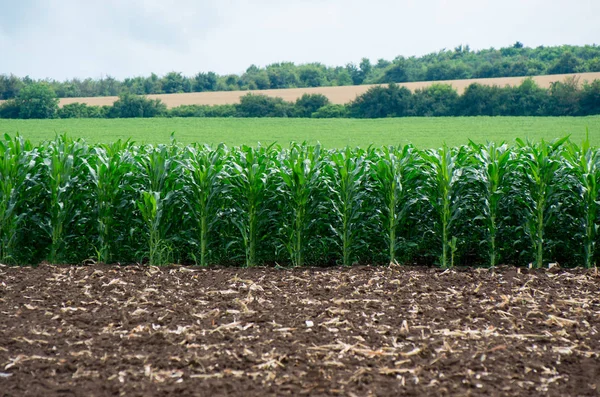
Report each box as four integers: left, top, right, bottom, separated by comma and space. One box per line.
53, 72, 600, 108
0, 264, 598, 396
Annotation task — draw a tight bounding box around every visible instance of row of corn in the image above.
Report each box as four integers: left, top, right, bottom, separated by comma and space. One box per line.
0, 133, 597, 268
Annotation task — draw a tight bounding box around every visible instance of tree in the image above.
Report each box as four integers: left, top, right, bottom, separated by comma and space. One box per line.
162, 72, 186, 94
193, 72, 218, 92
240, 66, 270, 90
109, 93, 167, 118
410, 84, 459, 116
15, 82, 59, 119
457, 83, 503, 116
509, 78, 549, 116
298, 64, 326, 87
0, 100, 20, 118
379, 61, 408, 83
0, 74, 24, 99
426, 61, 470, 81
97, 76, 121, 96
547, 77, 581, 116
547, 52, 582, 75
143, 73, 163, 94
266, 63, 298, 89
236, 94, 292, 117
346, 58, 373, 85
333, 68, 353, 86
221, 74, 241, 90
584, 58, 600, 73
294, 94, 330, 118
579, 80, 600, 115
359, 58, 373, 81
349, 83, 412, 118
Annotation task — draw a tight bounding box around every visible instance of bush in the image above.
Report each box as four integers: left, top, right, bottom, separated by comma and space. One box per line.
579, 80, 600, 115
168, 105, 207, 118
349, 84, 412, 118
0, 100, 20, 119
547, 78, 581, 116
506, 78, 549, 116
410, 84, 459, 116
236, 94, 292, 117
57, 103, 109, 118
205, 104, 237, 118
108, 93, 167, 118
312, 104, 349, 118
457, 84, 504, 116
15, 83, 59, 119
294, 94, 330, 118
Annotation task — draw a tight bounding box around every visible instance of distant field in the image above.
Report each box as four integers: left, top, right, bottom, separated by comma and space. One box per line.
1, 116, 599, 148
48, 72, 600, 108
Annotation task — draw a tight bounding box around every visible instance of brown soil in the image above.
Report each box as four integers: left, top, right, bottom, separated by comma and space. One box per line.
52, 72, 600, 108
0, 264, 599, 396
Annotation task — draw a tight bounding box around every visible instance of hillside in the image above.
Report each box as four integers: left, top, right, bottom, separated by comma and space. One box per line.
54, 72, 600, 108
2, 43, 600, 103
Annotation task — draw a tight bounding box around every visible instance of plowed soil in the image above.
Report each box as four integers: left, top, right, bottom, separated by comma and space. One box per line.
1, 264, 599, 396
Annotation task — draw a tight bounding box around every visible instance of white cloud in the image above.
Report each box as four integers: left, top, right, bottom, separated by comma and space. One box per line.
0, 0, 598, 80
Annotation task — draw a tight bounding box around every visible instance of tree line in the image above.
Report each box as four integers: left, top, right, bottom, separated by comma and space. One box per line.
1, 43, 600, 100
1, 77, 598, 119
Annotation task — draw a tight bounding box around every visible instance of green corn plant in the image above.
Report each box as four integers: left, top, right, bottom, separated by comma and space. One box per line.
183, 143, 227, 267
87, 140, 134, 263
42, 135, 90, 264
134, 143, 182, 266
514, 137, 570, 268
137, 190, 167, 266
421, 145, 466, 268
0, 134, 42, 263
226, 145, 275, 267
371, 145, 419, 264
324, 147, 371, 267
564, 132, 600, 268
469, 141, 512, 267
276, 142, 323, 267
1, 133, 598, 268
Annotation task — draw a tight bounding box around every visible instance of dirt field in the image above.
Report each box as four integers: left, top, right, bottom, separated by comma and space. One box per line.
1, 264, 598, 396
53, 72, 600, 108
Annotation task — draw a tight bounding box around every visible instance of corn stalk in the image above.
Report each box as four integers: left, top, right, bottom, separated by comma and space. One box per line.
515, 137, 569, 268
134, 143, 181, 266
43, 135, 90, 263
372, 145, 419, 264
324, 147, 370, 266
564, 132, 600, 268
87, 140, 134, 263
470, 141, 512, 267
276, 142, 323, 267
226, 145, 275, 267
0, 134, 42, 263
421, 145, 465, 268
183, 143, 226, 267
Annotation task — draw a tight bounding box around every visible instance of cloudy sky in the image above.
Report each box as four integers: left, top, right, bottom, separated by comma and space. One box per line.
0, 0, 598, 81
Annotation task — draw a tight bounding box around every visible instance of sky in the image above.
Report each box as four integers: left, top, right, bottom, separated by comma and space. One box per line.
0, 0, 598, 81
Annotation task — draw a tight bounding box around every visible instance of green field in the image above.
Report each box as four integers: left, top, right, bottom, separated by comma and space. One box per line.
1, 116, 599, 148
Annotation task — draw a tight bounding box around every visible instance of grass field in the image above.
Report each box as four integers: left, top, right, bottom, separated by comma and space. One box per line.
1, 116, 599, 148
